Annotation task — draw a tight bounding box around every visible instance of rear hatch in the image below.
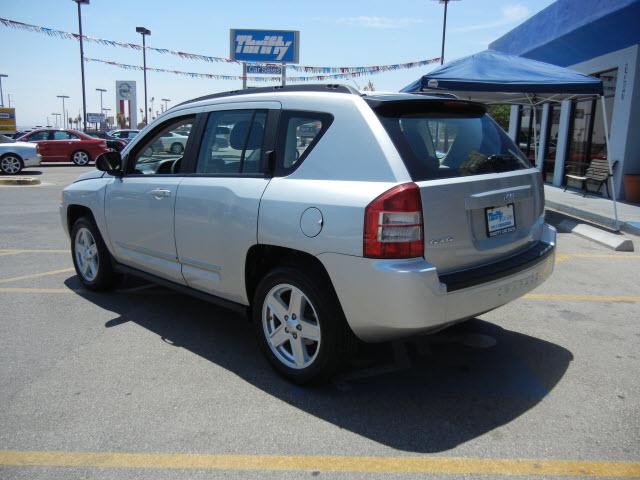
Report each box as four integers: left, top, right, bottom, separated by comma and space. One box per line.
371, 97, 544, 274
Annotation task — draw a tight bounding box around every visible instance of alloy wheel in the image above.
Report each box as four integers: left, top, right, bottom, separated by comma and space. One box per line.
1, 156, 21, 174
262, 284, 322, 369
74, 227, 99, 282
73, 151, 90, 166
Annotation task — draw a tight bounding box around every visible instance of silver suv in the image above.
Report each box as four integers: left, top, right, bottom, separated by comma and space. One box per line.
60, 85, 556, 383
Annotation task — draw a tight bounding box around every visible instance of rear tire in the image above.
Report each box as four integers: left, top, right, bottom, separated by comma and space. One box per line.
0, 154, 24, 175
71, 150, 91, 166
253, 267, 357, 384
70, 216, 117, 290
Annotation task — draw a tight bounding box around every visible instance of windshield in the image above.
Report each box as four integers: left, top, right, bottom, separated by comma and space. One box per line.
378, 112, 532, 181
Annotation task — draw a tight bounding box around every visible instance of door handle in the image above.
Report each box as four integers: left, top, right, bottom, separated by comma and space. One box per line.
150, 189, 171, 199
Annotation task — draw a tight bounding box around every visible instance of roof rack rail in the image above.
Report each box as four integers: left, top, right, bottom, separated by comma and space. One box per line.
416, 91, 459, 99
176, 84, 360, 108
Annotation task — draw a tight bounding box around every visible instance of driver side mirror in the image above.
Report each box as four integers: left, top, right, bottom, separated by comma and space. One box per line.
96, 151, 123, 176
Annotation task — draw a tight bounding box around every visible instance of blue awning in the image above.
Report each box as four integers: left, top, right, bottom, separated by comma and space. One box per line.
401, 50, 603, 103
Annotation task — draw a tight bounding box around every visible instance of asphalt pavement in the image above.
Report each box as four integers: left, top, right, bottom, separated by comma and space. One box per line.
0, 166, 639, 479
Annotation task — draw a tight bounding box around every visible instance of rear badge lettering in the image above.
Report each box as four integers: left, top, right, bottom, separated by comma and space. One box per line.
429, 236, 454, 246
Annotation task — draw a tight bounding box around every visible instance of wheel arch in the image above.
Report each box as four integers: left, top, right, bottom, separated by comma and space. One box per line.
245, 244, 337, 311
67, 204, 97, 236
0, 151, 23, 161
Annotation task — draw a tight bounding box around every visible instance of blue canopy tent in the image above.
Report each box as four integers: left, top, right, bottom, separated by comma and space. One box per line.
401, 50, 618, 228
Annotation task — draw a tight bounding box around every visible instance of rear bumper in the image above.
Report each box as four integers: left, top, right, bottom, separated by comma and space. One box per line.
318, 223, 556, 342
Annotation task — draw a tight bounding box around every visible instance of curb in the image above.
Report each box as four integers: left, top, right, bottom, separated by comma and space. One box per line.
557, 220, 635, 251
545, 199, 640, 236
0, 176, 41, 186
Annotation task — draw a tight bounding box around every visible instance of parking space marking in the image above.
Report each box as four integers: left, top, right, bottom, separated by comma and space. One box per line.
556, 253, 640, 264
0, 450, 638, 477
0, 249, 68, 256
0, 287, 75, 294
0, 268, 74, 284
524, 293, 640, 302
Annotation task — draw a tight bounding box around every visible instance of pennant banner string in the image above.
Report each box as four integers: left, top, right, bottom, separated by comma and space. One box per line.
1, 17, 440, 73
83, 56, 432, 82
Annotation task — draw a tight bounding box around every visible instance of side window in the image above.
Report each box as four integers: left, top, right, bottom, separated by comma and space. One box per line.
196, 109, 267, 175
130, 117, 194, 175
53, 131, 71, 140
67, 132, 80, 140
28, 131, 49, 141
278, 111, 332, 174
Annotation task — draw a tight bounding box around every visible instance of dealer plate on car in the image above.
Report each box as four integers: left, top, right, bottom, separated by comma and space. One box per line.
486, 204, 516, 237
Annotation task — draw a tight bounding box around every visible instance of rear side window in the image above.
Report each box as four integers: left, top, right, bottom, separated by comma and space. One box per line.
28, 131, 49, 141
196, 109, 267, 175
276, 111, 333, 175
378, 111, 532, 181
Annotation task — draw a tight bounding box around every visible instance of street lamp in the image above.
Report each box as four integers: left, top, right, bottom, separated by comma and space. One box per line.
96, 88, 106, 128
52, 113, 61, 128
431, 0, 461, 65
136, 26, 151, 125
57, 95, 70, 128
161, 98, 170, 112
73, 0, 90, 131
0, 74, 7, 107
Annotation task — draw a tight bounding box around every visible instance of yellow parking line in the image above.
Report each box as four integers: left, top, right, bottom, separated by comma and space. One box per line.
556, 253, 640, 263
0, 287, 75, 294
0, 268, 74, 284
0, 249, 68, 256
0, 450, 638, 477
524, 293, 640, 302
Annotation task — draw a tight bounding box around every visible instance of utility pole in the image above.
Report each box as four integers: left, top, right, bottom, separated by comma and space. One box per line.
57, 95, 69, 129
73, 0, 90, 131
52, 113, 61, 128
136, 26, 151, 125
96, 88, 106, 129
161, 98, 170, 112
431, 0, 461, 65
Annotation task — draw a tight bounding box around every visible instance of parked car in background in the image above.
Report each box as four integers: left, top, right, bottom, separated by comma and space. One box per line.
16, 129, 109, 165
86, 131, 127, 152
0, 139, 42, 174
107, 129, 139, 141
60, 85, 556, 384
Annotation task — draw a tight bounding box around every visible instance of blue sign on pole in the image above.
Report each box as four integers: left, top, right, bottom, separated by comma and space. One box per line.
230, 29, 299, 64
246, 64, 283, 75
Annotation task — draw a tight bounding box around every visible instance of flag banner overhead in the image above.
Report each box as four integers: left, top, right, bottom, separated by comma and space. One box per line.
0, 17, 439, 74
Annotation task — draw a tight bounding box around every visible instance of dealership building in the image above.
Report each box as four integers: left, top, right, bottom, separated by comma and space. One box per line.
489, 0, 640, 201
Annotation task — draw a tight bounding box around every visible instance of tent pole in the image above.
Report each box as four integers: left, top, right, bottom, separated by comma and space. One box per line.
600, 95, 619, 231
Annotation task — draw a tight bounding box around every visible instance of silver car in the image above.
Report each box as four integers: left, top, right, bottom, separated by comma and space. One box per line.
60, 85, 556, 384
0, 136, 42, 174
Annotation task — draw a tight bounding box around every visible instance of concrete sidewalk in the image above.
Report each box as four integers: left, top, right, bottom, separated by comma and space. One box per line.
544, 185, 640, 236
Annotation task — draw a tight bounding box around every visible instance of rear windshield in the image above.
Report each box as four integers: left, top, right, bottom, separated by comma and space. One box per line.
378, 112, 532, 181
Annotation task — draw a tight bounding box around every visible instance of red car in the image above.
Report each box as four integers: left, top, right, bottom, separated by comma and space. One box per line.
16, 129, 109, 166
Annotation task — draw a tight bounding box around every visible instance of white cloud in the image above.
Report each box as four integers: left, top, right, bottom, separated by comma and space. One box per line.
336, 16, 424, 29
453, 4, 531, 33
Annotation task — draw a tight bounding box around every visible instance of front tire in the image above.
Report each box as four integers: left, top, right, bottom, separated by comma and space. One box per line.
253, 267, 357, 384
71, 216, 117, 290
71, 150, 90, 166
0, 154, 24, 175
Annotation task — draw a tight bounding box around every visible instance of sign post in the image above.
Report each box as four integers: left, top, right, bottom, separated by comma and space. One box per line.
230, 29, 299, 89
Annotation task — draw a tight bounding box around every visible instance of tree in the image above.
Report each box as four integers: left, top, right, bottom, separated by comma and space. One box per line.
362, 80, 375, 92
488, 104, 511, 131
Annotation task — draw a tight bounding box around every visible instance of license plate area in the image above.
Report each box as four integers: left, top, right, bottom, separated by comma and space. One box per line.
485, 204, 516, 237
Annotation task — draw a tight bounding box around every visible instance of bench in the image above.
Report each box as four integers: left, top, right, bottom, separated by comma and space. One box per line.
564, 158, 618, 198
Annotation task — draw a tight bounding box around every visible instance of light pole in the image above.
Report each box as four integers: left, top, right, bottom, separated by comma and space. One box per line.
136, 26, 151, 125
57, 95, 69, 128
101, 107, 111, 128
73, 0, 90, 131
0, 74, 7, 107
431, 0, 461, 65
96, 88, 106, 129
161, 98, 170, 112
52, 113, 61, 128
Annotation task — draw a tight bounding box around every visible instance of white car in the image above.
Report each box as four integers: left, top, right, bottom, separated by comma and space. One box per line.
0, 139, 42, 175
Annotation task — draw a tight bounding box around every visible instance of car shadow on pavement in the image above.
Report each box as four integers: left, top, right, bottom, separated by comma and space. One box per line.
65, 276, 573, 454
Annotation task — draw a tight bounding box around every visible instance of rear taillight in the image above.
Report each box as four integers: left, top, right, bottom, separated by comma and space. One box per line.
363, 182, 424, 259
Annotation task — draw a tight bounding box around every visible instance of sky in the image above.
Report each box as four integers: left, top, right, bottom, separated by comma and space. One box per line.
1, 0, 556, 127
